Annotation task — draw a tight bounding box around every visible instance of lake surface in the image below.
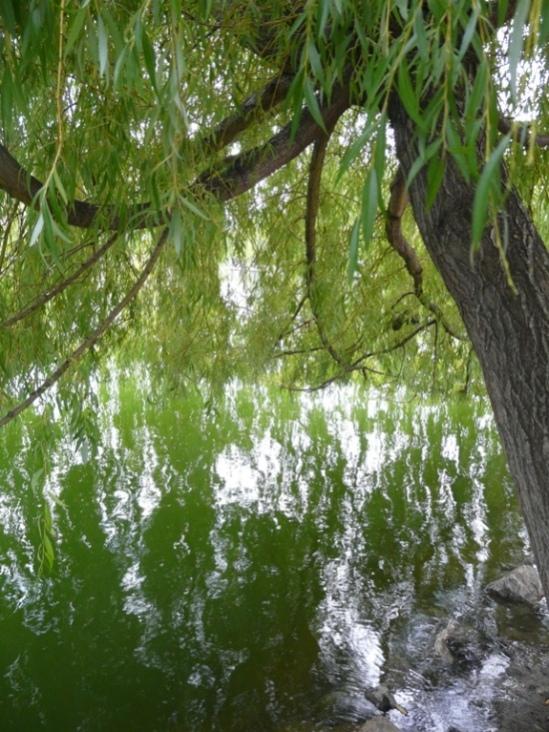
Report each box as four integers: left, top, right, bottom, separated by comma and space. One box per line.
0, 378, 547, 731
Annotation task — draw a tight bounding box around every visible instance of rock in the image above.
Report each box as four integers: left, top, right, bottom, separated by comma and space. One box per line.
358, 718, 400, 731
434, 619, 481, 668
486, 565, 544, 605
364, 685, 407, 715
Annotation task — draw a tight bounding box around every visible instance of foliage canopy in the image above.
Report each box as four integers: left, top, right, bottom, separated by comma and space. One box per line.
0, 0, 547, 429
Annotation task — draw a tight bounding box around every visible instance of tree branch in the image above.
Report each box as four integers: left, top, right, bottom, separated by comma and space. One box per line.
0, 79, 350, 229
385, 166, 465, 341
200, 80, 351, 202
304, 119, 351, 368
1, 231, 120, 328
197, 72, 293, 153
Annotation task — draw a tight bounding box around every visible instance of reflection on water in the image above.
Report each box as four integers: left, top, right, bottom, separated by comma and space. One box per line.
0, 381, 545, 731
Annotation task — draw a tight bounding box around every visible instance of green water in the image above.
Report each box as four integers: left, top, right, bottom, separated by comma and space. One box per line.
0, 380, 539, 731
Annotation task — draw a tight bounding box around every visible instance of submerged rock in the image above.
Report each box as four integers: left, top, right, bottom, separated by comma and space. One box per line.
434, 619, 482, 668
364, 685, 407, 715
358, 718, 400, 731
486, 565, 544, 605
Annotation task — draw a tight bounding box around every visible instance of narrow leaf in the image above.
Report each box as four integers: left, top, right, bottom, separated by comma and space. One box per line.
303, 77, 326, 132
472, 134, 511, 250
97, 15, 108, 77
361, 167, 378, 247
508, 0, 530, 102
347, 217, 361, 277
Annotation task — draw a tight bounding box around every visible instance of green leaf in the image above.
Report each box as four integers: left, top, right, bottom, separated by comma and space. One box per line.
373, 119, 386, 198
347, 217, 361, 278
141, 29, 158, 93
361, 167, 378, 247
170, 211, 183, 255
397, 61, 425, 130
465, 61, 487, 124
307, 40, 323, 83
113, 46, 128, 89
413, 12, 429, 60
43, 533, 55, 570
508, 0, 530, 102
471, 134, 511, 250
458, 5, 480, 61
317, 0, 330, 38
52, 168, 68, 205
0, 0, 17, 33
303, 77, 326, 132
426, 156, 445, 209
65, 7, 87, 57
337, 113, 378, 181
30, 212, 44, 247
180, 196, 208, 220
395, 0, 409, 21
97, 14, 108, 77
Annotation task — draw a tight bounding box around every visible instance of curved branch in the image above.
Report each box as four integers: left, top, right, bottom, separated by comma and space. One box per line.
386, 166, 465, 341
305, 121, 349, 368
0, 228, 168, 428
281, 320, 437, 392
201, 80, 351, 202
1, 231, 120, 328
0, 81, 351, 333
0, 78, 350, 229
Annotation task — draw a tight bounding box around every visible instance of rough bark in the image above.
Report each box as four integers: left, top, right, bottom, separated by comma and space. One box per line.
390, 101, 549, 599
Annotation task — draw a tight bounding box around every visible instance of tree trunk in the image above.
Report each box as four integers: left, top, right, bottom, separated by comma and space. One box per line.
390, 103, 549, 599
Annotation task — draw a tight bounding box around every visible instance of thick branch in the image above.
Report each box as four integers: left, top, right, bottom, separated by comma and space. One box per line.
0, 80, 350, 229
201, 81, 351, 202
198, 72, 292, 153
0, 228, 168, 428
0, 144, 155, 229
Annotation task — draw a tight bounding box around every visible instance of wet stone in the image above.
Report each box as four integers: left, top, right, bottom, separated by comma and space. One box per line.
486, 565, 544, 606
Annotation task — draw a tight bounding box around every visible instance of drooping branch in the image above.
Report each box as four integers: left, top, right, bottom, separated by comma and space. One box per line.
386, 167, 423, 292
0, 228, 168, 428
386, 166, 465, 341
304, 120, 351, 368
1, 231, 120, 328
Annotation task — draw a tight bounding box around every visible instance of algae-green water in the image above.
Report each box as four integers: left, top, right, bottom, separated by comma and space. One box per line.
0, 379, 537, 730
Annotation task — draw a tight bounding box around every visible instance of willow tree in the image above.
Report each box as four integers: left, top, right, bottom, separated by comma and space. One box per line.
0, 2, 547, 589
